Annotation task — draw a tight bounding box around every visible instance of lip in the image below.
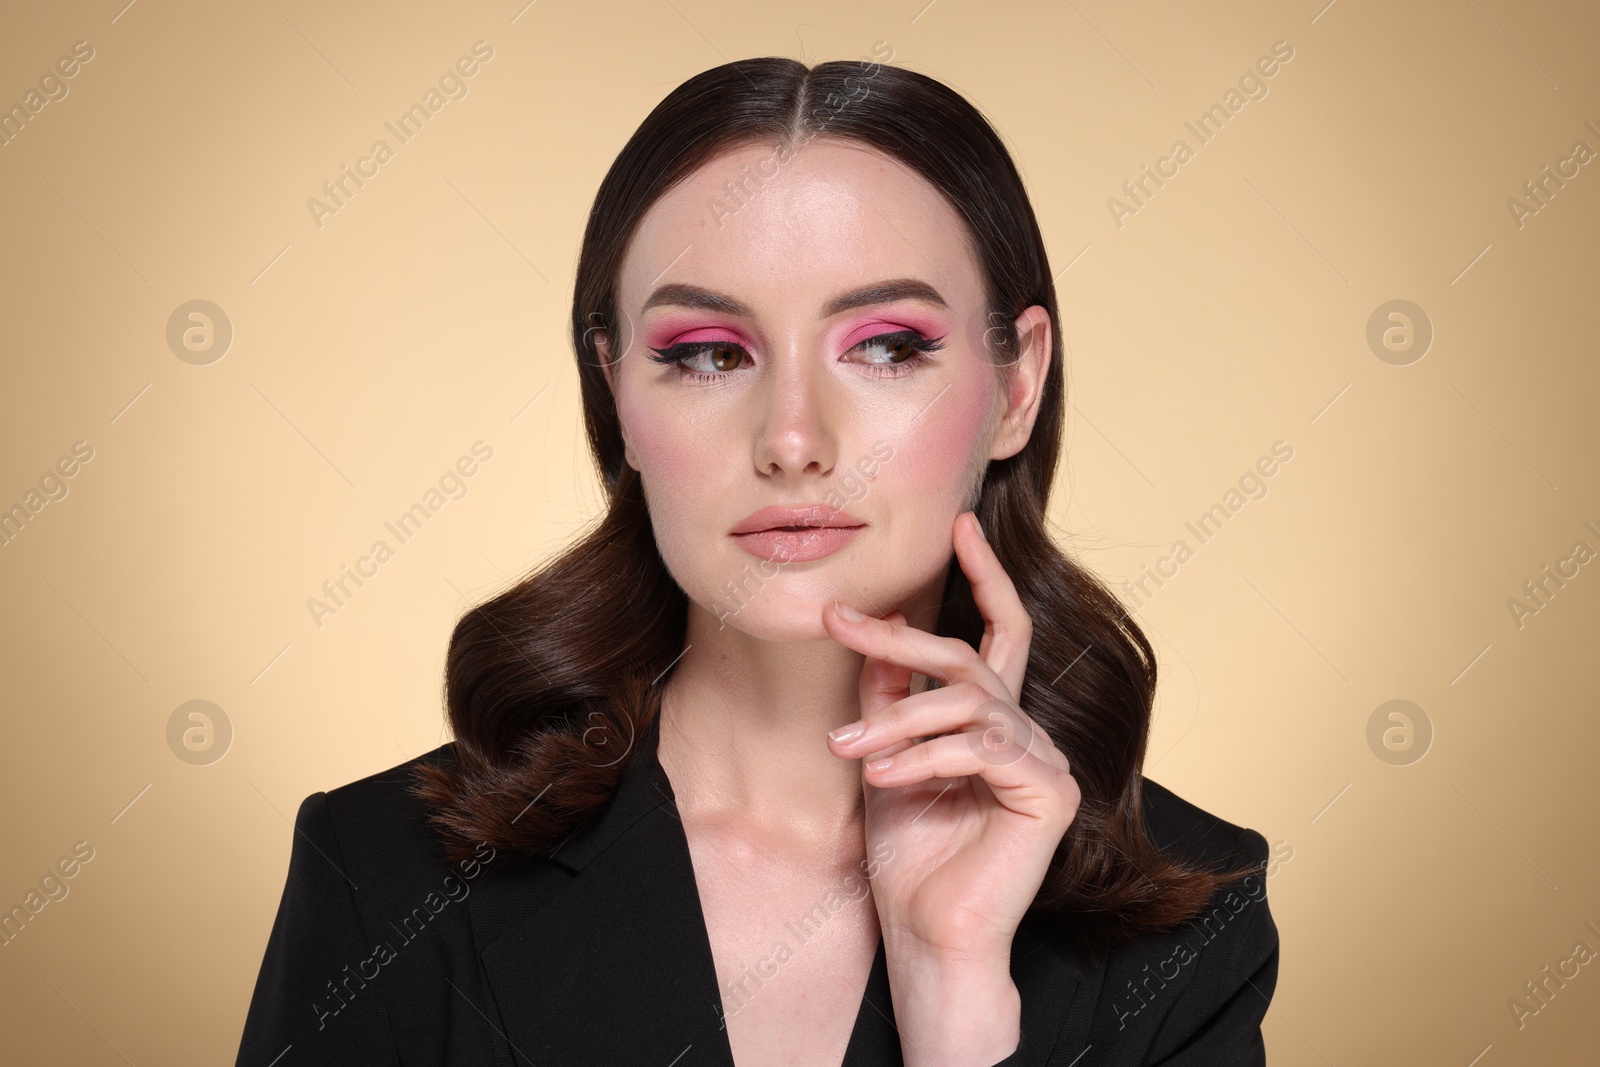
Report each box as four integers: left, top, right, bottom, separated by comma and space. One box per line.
729, 505, 865, 535
730, 525, 864, 563
728, 505, 866, 563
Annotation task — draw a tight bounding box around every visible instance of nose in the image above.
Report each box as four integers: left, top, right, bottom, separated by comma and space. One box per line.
751, 345, 839, 480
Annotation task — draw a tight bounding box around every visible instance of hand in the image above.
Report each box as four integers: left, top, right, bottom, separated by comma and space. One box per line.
821, 511, 1082, 967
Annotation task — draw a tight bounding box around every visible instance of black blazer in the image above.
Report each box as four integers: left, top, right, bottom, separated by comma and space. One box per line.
236, 714, 1279, 1066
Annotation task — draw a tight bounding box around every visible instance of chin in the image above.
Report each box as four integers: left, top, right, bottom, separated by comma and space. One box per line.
705, 604, 832, 642
698, 571, 833, 637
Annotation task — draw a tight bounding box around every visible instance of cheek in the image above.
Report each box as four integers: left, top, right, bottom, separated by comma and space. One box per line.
855, 379, 994, 599
615, 393, 728, 563
884, 379, 994, 502
617, 388, 709, 488
613, 397, 730, 620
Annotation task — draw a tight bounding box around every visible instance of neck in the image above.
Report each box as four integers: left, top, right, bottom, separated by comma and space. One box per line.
657, 573, 946, 846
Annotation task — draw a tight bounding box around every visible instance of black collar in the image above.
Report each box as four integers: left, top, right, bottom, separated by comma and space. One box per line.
464, 713, 1093, 1065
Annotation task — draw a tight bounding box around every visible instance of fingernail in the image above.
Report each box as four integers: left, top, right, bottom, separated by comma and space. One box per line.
834, 601, 866, 622
973, 514, 987, 541
829, 721, 864, 744
866, 756, 894, 772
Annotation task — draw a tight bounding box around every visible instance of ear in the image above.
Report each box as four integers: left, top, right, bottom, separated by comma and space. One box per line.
987, 304, 1052, 462
594, 331, 641, 472
595, 329, 617, 394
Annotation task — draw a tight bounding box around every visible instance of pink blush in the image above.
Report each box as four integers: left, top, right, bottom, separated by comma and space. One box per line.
892, 368, 994, 481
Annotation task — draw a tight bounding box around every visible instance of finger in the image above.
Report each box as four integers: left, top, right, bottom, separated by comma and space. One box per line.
827, 680, 1060, 770
858, 614, 913, 720
861, 732, 1082, 823
954, 512, 1033, 701
859, 735, 919, 767
823, 598, 1005, 700
824, 604, 914, 763
856, 610, 923, 765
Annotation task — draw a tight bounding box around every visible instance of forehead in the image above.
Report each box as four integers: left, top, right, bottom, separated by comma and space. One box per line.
616, 137, 985, 317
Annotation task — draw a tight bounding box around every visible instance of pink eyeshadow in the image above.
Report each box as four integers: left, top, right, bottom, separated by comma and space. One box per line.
646, 322, 748, 349
836, 314, 946, 351
644, 310, 950, 353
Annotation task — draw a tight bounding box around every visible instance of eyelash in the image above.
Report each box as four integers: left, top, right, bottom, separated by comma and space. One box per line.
646, 329, 947, 384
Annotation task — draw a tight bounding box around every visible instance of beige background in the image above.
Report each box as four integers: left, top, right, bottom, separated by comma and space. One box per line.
2, 0, 1597, 1063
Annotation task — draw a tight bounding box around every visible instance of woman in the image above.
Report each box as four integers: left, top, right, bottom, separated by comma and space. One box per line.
236, 55, 1278, 1067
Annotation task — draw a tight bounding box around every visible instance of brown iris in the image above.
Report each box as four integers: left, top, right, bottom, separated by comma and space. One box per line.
706, 345, 741, 371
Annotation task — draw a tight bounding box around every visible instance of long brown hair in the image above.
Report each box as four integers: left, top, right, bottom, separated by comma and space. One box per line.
411, 54, 1260, 958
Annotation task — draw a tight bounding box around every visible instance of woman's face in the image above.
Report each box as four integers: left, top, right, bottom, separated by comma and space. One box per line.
598, 137, 1050, 642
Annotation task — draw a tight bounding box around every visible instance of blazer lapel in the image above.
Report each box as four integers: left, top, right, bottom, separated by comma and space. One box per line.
1010, 911, 1095, 1065
468, 712, 735, 1066
466, 713, 1089, 1066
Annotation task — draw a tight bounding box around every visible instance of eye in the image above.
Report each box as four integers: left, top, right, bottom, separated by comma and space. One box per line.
645, 328, 947, 384
646, 340, 751, 382
846, 329, 947, 377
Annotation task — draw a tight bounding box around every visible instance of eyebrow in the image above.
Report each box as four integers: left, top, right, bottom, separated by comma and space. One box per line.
640, 278, 948, 318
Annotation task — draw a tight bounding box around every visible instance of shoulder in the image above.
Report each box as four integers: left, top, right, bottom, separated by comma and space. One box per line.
1078, 777, 1281, 1062
1139, 775, 1268, 874
238, 744, 505, 1062
289, 743, 470, 894
317, 742, 458, 834
1137, 775, 1278, 982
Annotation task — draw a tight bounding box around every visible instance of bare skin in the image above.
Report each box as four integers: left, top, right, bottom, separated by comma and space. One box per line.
672, 778, 882, 1067
598, 133, 1070, 1066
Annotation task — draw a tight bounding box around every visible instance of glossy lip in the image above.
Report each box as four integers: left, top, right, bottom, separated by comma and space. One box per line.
730, 525, 864, 563
729, 504, 866, 535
